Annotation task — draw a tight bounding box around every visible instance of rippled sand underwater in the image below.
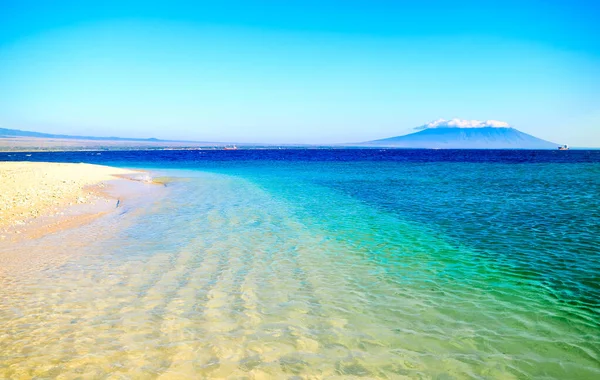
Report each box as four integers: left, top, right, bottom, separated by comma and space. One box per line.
1, 167, 599, 379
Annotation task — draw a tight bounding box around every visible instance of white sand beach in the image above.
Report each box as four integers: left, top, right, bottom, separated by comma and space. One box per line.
0, 162, 140, 240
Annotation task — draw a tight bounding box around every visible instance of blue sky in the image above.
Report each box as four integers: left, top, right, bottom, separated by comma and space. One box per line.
1, 0, 599, 145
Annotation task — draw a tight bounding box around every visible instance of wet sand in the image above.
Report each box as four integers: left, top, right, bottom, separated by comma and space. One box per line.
0, 162, 142, 241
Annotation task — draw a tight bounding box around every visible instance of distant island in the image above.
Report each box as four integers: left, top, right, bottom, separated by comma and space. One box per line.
0, 127, 221, 152
358, 119, 560, 149
0, 120, 567, 151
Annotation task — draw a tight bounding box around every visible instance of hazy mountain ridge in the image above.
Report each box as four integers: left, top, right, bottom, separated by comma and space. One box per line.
0, 127, 178, 142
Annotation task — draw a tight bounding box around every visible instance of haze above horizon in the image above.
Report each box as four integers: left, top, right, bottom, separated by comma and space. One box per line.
1, 0, 599, 146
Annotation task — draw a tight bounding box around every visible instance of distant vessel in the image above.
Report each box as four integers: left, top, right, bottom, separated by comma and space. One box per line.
224, 145, 238, 150
558, 144, 569, 150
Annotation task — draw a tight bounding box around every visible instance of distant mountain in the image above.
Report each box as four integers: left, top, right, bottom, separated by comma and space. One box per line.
360, 119, 559, 149
0, 127, 179, 142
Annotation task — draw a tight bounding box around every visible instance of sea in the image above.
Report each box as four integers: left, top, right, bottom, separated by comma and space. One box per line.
1, 149, 599, 379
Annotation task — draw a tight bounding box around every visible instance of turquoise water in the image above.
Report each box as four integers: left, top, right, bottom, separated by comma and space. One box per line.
1, 151, 599, 378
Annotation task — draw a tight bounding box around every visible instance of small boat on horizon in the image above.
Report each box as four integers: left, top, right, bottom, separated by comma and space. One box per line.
224, 145, 238, 150
558, 144, 569, 150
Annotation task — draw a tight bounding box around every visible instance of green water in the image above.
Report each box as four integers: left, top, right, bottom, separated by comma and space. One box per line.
1, 161, 599, 379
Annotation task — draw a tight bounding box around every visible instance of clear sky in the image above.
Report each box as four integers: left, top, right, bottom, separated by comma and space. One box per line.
1, 0, 599, 145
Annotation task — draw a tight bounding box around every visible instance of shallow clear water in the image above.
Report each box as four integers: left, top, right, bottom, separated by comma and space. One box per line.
1, 150, 599, 378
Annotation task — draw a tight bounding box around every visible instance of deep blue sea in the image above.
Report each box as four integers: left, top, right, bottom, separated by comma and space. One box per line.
1, 149, 599, 378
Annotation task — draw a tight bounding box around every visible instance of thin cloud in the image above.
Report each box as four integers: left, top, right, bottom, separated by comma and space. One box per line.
415, 118, 511, 130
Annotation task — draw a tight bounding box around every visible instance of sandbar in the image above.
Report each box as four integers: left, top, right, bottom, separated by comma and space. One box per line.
0, 162, 142, 241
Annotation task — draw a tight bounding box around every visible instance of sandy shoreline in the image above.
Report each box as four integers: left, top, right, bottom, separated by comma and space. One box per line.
0, 162, 142, 241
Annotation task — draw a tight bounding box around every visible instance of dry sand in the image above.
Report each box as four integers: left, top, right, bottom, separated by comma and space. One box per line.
0, 162, 141, 240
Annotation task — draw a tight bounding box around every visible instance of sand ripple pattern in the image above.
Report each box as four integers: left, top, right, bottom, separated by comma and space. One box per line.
1, 170, 599, 379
